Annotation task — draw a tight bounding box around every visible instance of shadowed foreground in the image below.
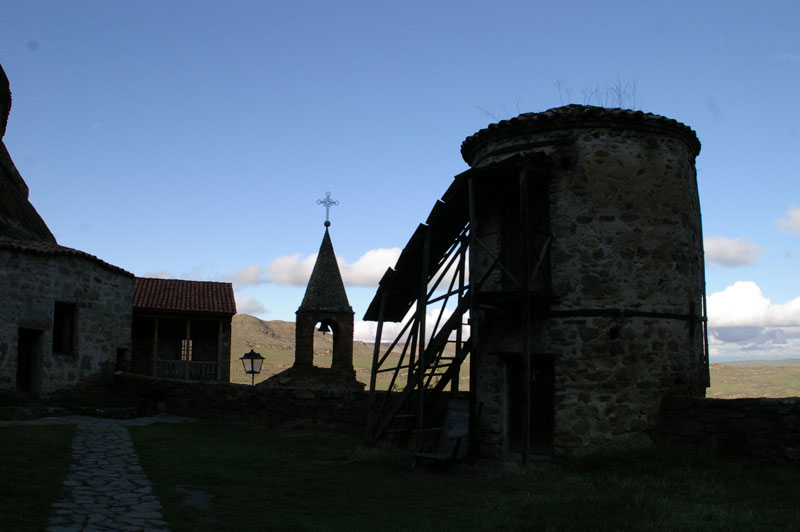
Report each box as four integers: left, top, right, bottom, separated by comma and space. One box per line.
130, 422, 799, 532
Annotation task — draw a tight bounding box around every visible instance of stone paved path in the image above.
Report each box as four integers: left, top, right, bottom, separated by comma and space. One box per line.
2, 415, 190, 532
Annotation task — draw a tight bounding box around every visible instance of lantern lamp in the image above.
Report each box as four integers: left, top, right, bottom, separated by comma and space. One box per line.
239, 349, 265, 386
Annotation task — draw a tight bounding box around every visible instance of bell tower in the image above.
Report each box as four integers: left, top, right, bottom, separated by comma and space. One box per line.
261, 192, 363, 389
294, 193, 355, 372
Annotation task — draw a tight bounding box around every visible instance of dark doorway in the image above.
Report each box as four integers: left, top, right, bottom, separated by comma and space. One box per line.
530, 355, 555, 452
131, 317, 155, 375
505, 354, 555, 456
17, 328, 41, 393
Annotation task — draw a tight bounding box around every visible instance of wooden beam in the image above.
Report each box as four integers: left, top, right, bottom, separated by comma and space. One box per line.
417, 227, 430, 430
367, 292, 387, 441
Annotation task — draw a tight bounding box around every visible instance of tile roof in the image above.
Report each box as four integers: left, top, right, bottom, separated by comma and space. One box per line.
133, 277, 236, 315
0, 236, 133, 277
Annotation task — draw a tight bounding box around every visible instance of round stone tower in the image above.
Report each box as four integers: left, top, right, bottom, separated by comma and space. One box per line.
461, 105, 706, 457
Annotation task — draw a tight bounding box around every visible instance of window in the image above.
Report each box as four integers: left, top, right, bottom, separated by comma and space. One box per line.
52, 302, 76, 354
180, 339, 193, 361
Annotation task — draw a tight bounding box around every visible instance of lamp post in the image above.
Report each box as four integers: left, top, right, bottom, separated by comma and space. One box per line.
239, 349, 265, 386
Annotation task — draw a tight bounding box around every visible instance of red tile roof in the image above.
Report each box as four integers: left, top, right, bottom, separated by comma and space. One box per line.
0, 236, 133, 277
133, 277, 236, 315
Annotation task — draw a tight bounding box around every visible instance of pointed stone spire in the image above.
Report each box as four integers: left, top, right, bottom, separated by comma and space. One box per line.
298, 228, 351, 312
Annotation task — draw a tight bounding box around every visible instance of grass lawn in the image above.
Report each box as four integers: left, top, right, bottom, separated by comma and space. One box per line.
0, 424, 75, 532
130, 422, 800, 532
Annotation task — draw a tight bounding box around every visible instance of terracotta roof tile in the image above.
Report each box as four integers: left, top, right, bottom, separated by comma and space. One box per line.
133, 277, 236, 315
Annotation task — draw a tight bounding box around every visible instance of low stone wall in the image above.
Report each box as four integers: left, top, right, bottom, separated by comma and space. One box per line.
656, 396, 800, 461
117, 375, 800, 462
117, 373, 383, 435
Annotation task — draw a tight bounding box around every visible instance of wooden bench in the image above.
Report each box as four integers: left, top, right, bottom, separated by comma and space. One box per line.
413, 399, 472, 467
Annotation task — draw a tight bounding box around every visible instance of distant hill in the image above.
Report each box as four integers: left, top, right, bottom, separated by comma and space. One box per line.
231, 314, 302, 353
229, 314, 800, 397
229, 314, 382, 387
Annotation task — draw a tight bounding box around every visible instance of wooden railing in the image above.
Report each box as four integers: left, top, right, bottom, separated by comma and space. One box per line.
158, 360, 217, 381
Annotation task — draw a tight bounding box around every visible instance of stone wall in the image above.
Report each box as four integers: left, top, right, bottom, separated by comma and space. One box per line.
0, 245, 134, 393
463, 107, 706, 458
656, 396, 800, 461
118, 373, 381, 432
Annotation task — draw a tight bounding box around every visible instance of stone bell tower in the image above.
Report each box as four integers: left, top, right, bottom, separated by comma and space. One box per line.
261, 192, 362, 389
295, 225, 355, 371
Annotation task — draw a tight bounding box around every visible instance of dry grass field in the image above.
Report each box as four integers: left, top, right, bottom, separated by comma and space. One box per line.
229, 314, 467, 390
230, 315, 799, 398
706, 359, 800, 398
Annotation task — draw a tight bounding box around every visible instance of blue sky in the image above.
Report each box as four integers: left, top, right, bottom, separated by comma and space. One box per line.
1, 1, 799, 360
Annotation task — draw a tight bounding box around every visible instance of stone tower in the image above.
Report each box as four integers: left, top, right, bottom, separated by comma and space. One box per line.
261, 207, 362, 389
294, 226, 355, 373
365, 105, 706, 459
460, 105, 706, 457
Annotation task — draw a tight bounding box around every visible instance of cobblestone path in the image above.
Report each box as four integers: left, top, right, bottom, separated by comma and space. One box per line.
2, 415, 189, 532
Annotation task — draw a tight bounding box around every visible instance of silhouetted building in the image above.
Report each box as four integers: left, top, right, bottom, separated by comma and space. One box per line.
261, 215, 363, 390
367, 105, 706, 460
0, 63, 134, 394
131, 277, 235, 381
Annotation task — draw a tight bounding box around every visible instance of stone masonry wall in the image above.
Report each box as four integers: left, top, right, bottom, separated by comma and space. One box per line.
0, 248, 133, 393
657, 396, 800, 461
118, 373, 381, 433
468, 109, 705, 458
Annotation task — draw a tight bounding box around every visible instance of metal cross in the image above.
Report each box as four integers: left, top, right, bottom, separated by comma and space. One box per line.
317, 191, 339, 226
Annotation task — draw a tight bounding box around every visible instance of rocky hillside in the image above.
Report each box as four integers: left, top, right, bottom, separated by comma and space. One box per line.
230, 314, 376, 386
232, 314, 323, 353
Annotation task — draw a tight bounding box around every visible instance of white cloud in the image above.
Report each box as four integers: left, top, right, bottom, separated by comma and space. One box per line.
142, 270, 174, 279
265, 247, 402, 288
155, 246, 401, 290
220, 264, 269, 288
266, 252, 319, 286
704, 236, 762, 267
235, 295, 265, 315
706, 281, 800, 360
340, 248, 402, 286
355, 307, 468, 344
708, 281, 800, 328
775, 207, 800, 234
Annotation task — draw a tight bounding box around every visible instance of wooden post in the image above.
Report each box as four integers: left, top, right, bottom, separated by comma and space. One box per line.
217, 319, 224, 381
151, 317, 159, 377
519, 169, 532, 467
467, 173, 480, 462
184, 319, 191, 380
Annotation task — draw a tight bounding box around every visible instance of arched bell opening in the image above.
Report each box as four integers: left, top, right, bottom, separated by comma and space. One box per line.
294, 311, 355, 373
313, 319, 337, 369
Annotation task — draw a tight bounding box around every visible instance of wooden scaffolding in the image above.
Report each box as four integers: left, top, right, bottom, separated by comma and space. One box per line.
364, 152, 557, 464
